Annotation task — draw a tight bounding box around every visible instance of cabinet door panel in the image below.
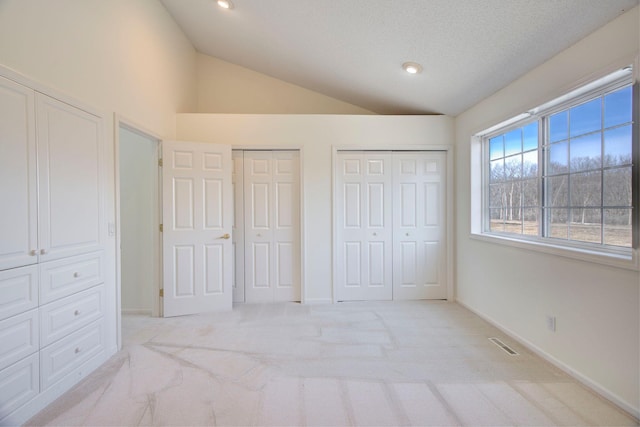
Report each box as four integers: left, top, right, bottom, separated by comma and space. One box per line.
36, 95, 105, 262
0, 77, 37, 270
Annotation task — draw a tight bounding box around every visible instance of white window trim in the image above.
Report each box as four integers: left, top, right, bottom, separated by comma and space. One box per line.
470, 66, 639, 271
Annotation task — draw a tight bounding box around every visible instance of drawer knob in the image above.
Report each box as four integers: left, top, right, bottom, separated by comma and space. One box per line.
75, 347, 81, 354
74, 272, 80, 278
74, 310, 80, 316
40, 249, 48, 255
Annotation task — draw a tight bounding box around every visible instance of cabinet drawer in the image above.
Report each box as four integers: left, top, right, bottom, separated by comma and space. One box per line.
40, 285, 104, 347
40, 251, 104, 304
0, 265, 38, 321
0, 309, 38, 371
40, 319, 104, 390
0, 353, 39, 422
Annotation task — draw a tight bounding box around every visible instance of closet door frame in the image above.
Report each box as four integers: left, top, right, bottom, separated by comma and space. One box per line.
231, 146, 305, 304
332, 145, 454, 303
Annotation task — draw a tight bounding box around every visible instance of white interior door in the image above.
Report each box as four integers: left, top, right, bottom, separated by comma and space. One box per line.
231, 150, 245, 303
244, 151, 300, 303
335, 151, 393, 301
162, 141, 233, 317
392, 152, 447, 299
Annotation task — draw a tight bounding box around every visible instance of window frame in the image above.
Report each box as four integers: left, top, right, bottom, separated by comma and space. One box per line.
473, 67, 639, 270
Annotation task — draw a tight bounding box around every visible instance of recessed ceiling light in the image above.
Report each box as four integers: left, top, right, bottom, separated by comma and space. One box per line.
217, 0, 234, 9
402, 62, 423, 75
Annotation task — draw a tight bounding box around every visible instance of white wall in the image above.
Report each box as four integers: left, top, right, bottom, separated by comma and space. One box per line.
455, 7, 639, 416
197, 54, 375, 114
0, 0, 197, 138
176, 114, 454, 303
119, 127, 158, 314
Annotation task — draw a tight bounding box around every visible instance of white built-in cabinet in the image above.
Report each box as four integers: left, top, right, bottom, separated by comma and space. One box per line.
0, 74, 109, 425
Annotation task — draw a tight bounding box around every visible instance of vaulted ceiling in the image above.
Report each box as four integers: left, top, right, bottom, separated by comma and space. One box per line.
161, 0, 638, 115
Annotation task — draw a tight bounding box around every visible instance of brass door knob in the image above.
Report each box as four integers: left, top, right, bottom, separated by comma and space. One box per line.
220, 233, 231, 240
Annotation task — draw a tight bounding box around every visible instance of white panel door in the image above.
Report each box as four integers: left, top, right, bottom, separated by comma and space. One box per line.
392, 152, 447, 299
231, 150, 245, 303
244, 151, 300, 303
162, 141, 233, 317
0, 77, 37, 270
336, 151, 392, 301
36, 94, 105, 263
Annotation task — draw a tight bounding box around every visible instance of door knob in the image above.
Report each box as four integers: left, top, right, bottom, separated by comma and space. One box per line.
220, 233, 231, 240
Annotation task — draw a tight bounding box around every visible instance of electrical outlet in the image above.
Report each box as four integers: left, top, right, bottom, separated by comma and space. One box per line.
546, 315, 556, 332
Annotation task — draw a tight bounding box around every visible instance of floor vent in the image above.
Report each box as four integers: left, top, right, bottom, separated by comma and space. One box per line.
489, 337, 519, 356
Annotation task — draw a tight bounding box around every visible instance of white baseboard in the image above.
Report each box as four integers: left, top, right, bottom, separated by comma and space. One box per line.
456, 299, 640, 421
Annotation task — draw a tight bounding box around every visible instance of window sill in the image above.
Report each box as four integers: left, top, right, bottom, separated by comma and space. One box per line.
469, 232, 639, 271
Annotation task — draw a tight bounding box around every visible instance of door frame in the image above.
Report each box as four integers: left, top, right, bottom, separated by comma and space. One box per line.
114, 116, 162, 347
331, 144, 454, 303
231, 146, 306, 303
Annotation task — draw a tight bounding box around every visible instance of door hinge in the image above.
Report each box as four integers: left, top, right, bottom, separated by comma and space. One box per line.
158, 158, 163, 167
159, 288, 164, 297
159, 224, 163, 232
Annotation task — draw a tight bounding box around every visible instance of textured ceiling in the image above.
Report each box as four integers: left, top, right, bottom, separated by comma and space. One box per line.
161, 0, 638, 116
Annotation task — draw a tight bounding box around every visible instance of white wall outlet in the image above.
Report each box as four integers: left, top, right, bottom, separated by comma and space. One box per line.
546, 315, 556, 332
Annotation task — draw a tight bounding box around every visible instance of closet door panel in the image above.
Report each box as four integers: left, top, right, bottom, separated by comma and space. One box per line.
244, 151, 300, 303
392, 152, 447, 300
36, 95, 104, 262
0, 77, 37, 271
336, 152, 392, 301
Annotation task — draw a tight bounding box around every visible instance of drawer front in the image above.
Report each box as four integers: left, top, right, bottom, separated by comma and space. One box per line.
0, 309, 39, 371
0, 265, 38, 321
0, 353, 39, 421
40, 285, 104, 347
40, 251, 104, 304
40, 319, 104, 390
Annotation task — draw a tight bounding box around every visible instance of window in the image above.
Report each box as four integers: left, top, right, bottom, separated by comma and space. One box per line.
478, 68, 637, 260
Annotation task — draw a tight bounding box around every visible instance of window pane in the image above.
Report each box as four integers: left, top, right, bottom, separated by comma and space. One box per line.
604, 125, 632, 167
523, 122, 538, 151
522, 178, 538, 207
522, 150, 538, 178
504, 129, 522, 157
547, 141, 568, 174
603, 167, 632, 207
604, 86, 632, 128
570, 133, 601, 172
546, 175, 568, 207
548, 208, 568, 239
570, 171, 601, 207
489, 209, 504, 232
489, 184, 505, 208
504, 154, 522, 179
569, 209, 601, 244
489, 136, 503, 160
522, 208, 539, 236
502, 181, 522, 221
504, 218, 523, 234
604, 208, 631, 247
490, 159, 504, 182
549, 111, 568, 142
569, 98, 601, 137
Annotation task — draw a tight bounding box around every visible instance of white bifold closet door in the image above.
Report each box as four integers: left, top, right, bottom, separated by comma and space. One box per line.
336, 151, 447, 301
241, 151, 301, 303
335, 152, 393, 301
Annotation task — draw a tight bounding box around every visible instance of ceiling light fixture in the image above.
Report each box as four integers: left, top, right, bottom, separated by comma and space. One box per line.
402, 62, 423, 75
217, 0, 234, 10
